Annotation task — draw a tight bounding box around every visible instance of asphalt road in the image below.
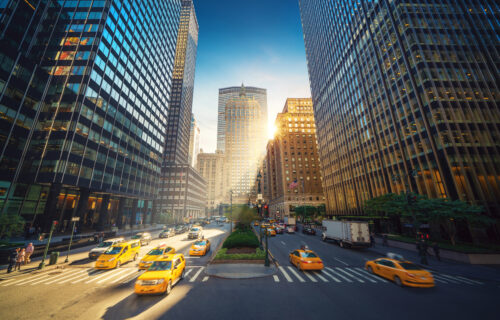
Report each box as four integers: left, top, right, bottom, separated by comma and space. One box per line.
1, 223, 499, 320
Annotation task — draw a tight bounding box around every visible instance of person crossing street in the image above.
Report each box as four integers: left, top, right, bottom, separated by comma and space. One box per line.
25, 243, 34, 264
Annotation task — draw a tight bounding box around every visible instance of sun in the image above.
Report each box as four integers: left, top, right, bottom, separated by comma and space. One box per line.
268, 123, 278, 139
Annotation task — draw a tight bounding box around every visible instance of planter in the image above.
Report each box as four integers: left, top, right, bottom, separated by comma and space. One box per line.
211, 259, 265, 264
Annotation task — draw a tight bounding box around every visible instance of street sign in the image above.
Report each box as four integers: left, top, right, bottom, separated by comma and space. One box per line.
71, 217, 80, 222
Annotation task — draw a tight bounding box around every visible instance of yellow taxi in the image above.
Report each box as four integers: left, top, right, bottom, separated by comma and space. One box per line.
254, 221, 260, 226
189, 239, 211, 256
95, 240, 141, 269
138, 244, 176, 270
289, 249, 324, 271
261, 223, 270, 229
365, 257, 435, 288
266, 228, 276, 236
135, 254, 186, 295
269, 219, 276, 224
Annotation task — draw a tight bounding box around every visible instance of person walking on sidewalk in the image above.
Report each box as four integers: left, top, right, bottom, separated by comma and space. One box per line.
432, 242, 441, 261
15, 248, 25, 271
25, 243, 34, 264
418, 240, 428, 265
7, 248, 19, 273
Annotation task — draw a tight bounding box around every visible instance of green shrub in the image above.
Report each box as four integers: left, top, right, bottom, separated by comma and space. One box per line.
215, 248, 265, 260
222, 229, 259, 249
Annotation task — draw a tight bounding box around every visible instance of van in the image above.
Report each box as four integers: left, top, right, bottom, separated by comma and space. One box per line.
95, 239, 141, 269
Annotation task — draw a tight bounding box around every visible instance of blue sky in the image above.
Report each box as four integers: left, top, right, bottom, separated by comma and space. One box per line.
192, 0, 311, 153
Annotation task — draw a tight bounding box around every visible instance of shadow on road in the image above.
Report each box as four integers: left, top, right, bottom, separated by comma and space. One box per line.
69, 258, 91, 266
101, 292, 165, 320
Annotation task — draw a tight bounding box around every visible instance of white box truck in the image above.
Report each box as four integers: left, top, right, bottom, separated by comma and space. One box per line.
284, 216, 296, 226
321, 220, 370, 248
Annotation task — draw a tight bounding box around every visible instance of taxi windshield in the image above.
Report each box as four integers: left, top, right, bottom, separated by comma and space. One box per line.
97, 241, 113, 248
300, 252, 318, 258
194, 241, 206, 246
148, 261, 172, 271
147, 249, 165, 255
399, 262, 422, 270
104, 246, 123, 255
131, 235, 141, 239
190, 228, 200, 232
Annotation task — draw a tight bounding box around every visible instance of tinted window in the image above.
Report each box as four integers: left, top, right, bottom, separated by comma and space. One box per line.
399, 262, 422, 270
97, 241, 113, 248
300, 252, 318, 258
104, 246, 122, 254
148, 261, 172, 271
194, 241, 206, 246
147, 249, 164, 255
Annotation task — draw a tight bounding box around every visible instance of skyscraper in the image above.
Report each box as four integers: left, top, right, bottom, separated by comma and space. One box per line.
196, 150, 225, 214
0, 0, 182, 231
299, 1, 500, 220
188, 114, 200, 168
157, 0, 207, 221
217, 85, 267, 152
266, 98, 325, 219
223, 86, 267, 203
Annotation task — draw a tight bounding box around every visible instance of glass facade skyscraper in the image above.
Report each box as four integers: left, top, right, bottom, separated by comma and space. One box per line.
0, 0, 182, 231
299, 1, 500, 222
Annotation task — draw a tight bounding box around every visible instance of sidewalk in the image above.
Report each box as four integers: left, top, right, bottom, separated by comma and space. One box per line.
206, 263, 277, 279
369, 237, 500, 282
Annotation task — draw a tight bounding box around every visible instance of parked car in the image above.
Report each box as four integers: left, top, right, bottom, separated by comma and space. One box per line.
302, 226, 316, 235
159, 229, 175, 238
131, 232, 152, 246
88, 237, 125, 260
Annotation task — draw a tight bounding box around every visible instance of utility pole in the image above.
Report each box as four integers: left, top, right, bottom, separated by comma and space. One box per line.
65, 217, 79, 263
230, 190, 233, 233
38, 221, 57, 270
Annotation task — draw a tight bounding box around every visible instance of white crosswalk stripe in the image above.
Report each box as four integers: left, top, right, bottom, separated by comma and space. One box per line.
189, 267, 205, 282
433, 274, 458, 284
438, 274, 476, 285
184, 268, 194, 278
43, 269, 87, 285
346, 268, 377, 283
335, 267, 365, 283
273, 275, 280, 282
15, 274, 51, 286
279, 266, 293, 282
313, 272, 329, 282
72, 270, 104, 284
97, 269, 130, 284
324, 267, 352, 283
2, 273, 48, 286
110, 269, 140, 284
120, 270, 143, 284
355, 268, 389, 283
287, 266, 306, 282
432, 277, 448, 284
320, 268, 341, 283
455, 275, 483, 285
60, 270, 100, 284
301, 271, 318, 282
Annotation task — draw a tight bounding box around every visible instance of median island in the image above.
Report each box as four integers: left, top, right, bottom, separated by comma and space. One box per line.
213, 228, 265, 264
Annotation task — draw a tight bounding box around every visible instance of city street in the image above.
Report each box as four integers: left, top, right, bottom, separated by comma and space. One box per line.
0, 223, 230, 320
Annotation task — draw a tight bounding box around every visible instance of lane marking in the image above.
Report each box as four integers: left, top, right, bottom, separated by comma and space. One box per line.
121, 270, 143, 284
72, 270, 104, 284
433, 274, 458, 284
302, 271, 318, 282
281, 241, 286, 245
184, 268, 194, 277
14, 274, 51, 286
439, 274, 475, 284
346, 268, 376, 283
432, 276, 448, 284
335, 258, 349, 266
320, 269, 341, 282
335, 268, 364, 283
110, 269, 139, 284
60, 269, 99, 284
189, 267, 204, 282
202, 276, 209, 282
273, 275, 280, 282
97, 268, 129, 284
279, 266, 293, 282
41, 269, 87, 285
314, 272, 329, 282
2, 273, 49, 286
286, 266, 305, 282
86, 269, 122, 284
455, 275, 483, 285
355, 268, 389, 283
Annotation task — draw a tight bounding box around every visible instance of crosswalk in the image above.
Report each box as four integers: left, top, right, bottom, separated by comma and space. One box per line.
274, 266, 483, 286
0, 266, 208, 288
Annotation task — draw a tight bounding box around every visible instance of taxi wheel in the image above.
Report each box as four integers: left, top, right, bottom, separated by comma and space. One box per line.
367, 266, 374, 274
133, 253, 138, 261
394, 276, 403, 287
165, 280, 172, 295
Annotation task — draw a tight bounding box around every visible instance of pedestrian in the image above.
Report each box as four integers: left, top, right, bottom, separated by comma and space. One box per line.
370, 233, 375, 247
432, 242, 441, 261
25, 243, 34, 264
382, 234, 388, 246
15, 248, 25, 271
418, 240, 428, 265
7, 248, 19, 273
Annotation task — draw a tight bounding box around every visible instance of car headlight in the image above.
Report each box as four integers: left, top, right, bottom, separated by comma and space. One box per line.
108, 258, 116, 262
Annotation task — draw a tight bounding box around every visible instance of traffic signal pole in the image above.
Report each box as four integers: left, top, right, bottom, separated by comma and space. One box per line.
38, 221, 57, 270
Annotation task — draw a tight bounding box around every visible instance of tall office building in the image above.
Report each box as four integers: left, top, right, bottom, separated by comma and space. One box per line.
157, 0, 206, 221
0, 0, 183, 231
188, 114, 200, 168
217, 85, 267, 152
223, 86, 267, 203
266, 98, 325, 219
299, 1, 500, 220
196, 150, 225, 214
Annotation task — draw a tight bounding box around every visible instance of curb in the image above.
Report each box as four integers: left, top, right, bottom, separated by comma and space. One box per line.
252, 226, 279, 267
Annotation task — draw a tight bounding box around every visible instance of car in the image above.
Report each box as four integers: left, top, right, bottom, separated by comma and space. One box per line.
138, 244, 176, 270
189, 239, 211, 256
286, 227, 295, 234
131, 232, 152, 246
135, 254, 186, 295
95, 240, 141, 269
302, 226, 316, 235
174, 225, 187, 234
266, 228, 276, 236
88, 237, 125, 260
365, 257, 435, 288
159, 228, 175, 238
188, 226, 203, 239
275, 227, 284, 234
254, 221, 260, 226
289, 249, 324, 271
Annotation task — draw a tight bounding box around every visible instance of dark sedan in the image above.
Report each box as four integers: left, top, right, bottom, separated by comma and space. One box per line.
302, 226, 316, 235
159, 228, 175, 238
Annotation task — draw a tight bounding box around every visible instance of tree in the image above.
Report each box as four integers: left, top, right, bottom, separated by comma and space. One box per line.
0, 214, 26, 239
295, 205, 317, 222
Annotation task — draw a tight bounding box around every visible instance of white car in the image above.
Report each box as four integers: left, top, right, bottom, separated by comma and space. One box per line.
286, 227, 295, 234
88, 237, 125, 260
